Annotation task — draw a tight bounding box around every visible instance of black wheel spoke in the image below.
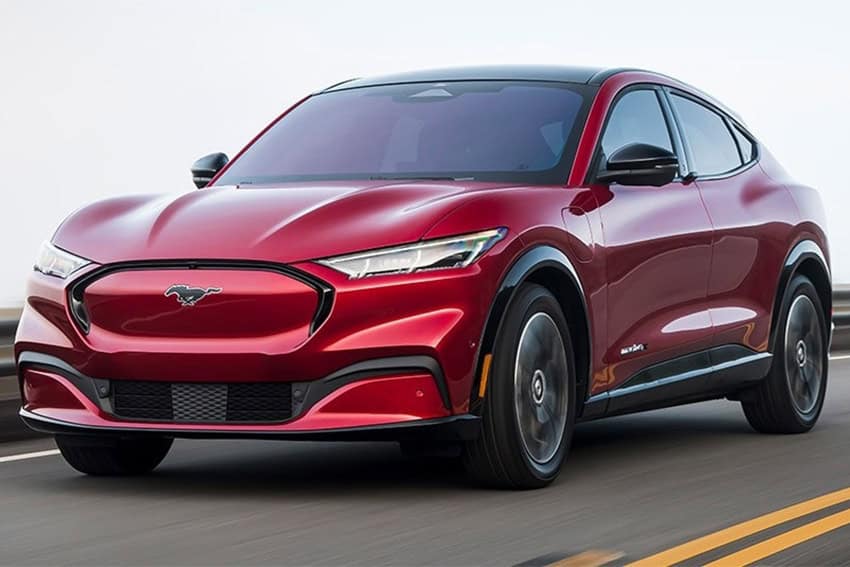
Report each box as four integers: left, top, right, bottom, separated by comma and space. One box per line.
514, 312, 569, 465
784, 295, 824, 415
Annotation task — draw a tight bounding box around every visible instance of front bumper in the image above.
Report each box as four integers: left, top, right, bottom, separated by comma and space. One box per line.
17, 351, 480, 441
20, 409, 480, 441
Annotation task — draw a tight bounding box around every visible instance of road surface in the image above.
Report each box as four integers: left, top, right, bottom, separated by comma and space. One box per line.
3, 359, 850, 566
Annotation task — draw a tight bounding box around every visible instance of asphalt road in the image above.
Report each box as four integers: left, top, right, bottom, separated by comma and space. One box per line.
3, 360, 850, 566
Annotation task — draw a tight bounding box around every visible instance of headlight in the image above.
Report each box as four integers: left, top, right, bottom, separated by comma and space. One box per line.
34, 242, 90, 279
318, 228, 507, 279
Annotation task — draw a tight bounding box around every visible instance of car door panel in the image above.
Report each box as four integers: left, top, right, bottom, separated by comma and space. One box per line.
697, 167, 799, 352
585, 87, 715, 394
597, 181, 713, 392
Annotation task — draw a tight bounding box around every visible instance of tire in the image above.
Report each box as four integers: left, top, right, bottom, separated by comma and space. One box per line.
742, 274, 828, 433
463, 283, 576, 489
55, 435, 173, 476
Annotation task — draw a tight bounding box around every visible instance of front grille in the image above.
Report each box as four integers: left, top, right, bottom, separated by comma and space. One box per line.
112, 380, 293, 423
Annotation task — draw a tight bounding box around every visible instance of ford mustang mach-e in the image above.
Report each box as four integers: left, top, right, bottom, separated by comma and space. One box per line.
16, 66, 830, 488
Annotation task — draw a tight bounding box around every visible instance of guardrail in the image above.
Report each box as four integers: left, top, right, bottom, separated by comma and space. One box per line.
833, 286, 850, 352
0, 308, 20, 382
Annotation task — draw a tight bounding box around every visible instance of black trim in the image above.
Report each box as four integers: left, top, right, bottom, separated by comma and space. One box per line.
470, 246, 589, 412
662, 87, 761, 182
580, 345, 772, 420
586, 67, 642, 86
586, 84, 689, 185
322, 65, 608, 92
66, 260, 334, 336
769, 240, 832, 353
294, 355, 452, 413
20, 409, 481, 442
17, 351, 102, 406
16, 351, 452, 423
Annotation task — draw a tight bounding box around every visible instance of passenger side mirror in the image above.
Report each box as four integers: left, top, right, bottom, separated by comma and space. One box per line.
597, 143, 679, 187
191, 152, 229, 188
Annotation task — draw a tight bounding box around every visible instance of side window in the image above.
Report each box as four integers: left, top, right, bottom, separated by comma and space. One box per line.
731, 124, 755, 163
600, 90, 673, 160
670, 94, 742, 176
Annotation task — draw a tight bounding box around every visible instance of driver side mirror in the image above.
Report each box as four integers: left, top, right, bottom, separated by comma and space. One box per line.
596, 143, 679, 187
191, 152, 229, 188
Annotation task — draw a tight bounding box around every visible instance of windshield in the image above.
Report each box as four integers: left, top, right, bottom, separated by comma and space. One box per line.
215, 81, 593, 186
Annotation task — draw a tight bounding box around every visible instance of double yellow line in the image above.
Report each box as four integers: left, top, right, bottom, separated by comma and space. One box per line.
627, 486, 850, 566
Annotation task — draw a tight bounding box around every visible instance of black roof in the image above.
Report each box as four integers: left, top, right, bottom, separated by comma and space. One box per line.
323, 65, 633, 92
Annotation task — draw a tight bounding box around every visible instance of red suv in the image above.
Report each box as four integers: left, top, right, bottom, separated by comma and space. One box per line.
16, 66, 830, 488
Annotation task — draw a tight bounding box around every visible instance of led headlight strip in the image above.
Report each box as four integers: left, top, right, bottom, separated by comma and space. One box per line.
318, 228, 506, 279
34, 242, 90, 279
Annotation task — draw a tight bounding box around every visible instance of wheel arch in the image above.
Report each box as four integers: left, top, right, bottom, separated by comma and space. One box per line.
769, 239, 832, 353
470, 246, 591, 416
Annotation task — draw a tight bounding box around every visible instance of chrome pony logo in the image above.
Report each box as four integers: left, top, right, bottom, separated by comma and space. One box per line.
164, 284, 222, 306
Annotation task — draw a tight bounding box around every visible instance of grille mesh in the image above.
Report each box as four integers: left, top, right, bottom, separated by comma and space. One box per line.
112, 381, 293, 423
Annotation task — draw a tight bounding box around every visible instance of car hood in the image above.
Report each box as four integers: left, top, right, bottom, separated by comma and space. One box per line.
53, 180, 518, 265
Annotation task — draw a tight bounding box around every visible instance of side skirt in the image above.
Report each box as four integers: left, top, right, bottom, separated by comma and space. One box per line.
580, 345, 772, 421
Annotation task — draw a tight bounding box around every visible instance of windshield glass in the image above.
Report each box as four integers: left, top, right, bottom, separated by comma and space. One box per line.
215, 81, 592, 185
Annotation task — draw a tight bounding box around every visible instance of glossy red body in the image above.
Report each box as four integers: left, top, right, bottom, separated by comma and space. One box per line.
15, 69, 829, 437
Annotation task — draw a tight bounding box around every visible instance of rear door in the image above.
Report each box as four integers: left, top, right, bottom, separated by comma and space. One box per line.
667, 91, 799, 354
593, 87, 715, 392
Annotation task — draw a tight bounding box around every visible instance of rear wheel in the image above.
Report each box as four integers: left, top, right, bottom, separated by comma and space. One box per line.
463, 283, 576, 489
55, 435, 173, 476
742, 274, 828, 433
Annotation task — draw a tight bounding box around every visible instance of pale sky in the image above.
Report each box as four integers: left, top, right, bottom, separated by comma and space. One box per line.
1, 0, 848, 306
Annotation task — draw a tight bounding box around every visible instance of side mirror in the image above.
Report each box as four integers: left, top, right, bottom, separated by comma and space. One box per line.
191, 152, 229, 188
596, 143, 679, 187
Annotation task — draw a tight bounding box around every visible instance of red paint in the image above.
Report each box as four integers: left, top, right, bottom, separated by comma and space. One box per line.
15, 68, 828, 435
22, 369, 87, 411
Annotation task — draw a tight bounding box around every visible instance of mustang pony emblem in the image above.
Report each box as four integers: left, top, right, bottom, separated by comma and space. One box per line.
164, 284, 222, 306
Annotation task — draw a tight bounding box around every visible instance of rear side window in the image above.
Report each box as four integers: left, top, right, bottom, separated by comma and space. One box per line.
600, 90, 673, 159
670, 94, 742, 176
731, 124, 755, 163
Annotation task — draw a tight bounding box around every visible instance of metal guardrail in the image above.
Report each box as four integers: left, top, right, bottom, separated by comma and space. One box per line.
832, 286, 850, 351
0, 308, 20, 381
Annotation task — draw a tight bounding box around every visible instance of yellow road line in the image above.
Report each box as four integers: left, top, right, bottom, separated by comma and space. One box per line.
547, 549, 624, 567
705, 507, 850, 567
626, 486, 850, 566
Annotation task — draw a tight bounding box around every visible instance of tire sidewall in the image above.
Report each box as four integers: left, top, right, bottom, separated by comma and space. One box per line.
489, 284, 576, 483
775, 275, 828, 428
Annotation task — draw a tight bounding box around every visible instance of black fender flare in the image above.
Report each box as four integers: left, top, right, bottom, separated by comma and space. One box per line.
768, 239, 831, 353
469, 245, 590, 412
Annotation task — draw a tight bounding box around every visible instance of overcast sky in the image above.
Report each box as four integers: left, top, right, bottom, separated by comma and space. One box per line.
1, 0, 848, 306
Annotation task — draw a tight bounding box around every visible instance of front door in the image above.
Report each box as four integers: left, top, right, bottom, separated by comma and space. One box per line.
593, 87, 715, 392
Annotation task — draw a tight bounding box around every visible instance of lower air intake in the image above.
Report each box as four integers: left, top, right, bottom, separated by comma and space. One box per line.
112, 381, 293, 423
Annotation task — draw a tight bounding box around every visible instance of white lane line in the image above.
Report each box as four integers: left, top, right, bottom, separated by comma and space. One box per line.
0, 449, 60, 463
830, 354, 850, 360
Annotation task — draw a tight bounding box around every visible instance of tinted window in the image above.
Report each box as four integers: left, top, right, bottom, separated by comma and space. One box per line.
731, 124, 755, 163
601, 90, 673, 159
671, 94, 742, 175
215, 81, 590, 185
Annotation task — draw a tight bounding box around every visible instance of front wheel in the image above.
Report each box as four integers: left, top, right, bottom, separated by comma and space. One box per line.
56, 435, 173, 476
742, 274, 828, 433
463, 283, 576, 489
